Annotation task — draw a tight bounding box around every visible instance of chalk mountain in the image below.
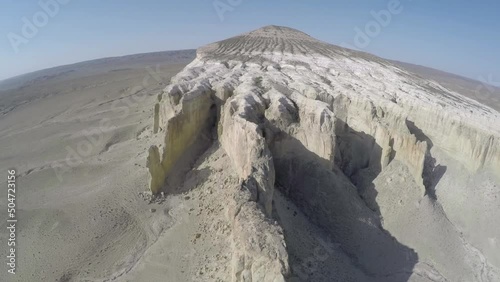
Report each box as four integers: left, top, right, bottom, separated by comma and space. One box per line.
147, 25, 500, 282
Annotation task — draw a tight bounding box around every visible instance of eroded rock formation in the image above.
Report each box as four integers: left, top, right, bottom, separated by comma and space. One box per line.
147, 25, 500, 281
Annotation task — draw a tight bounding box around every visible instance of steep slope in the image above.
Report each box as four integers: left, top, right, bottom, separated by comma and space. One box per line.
390, 60, 500, 112
148, 25, 500, 281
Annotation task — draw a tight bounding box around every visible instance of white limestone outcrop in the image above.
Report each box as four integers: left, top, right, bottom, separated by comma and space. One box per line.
147, 25, 500, 281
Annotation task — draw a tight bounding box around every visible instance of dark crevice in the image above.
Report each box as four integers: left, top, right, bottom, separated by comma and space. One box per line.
268, 119, 418, 281
405, 120, 447, 200
334, 119, 384, 214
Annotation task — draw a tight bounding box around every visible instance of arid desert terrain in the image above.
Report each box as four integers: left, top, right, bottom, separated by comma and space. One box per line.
1, 26, 500, 282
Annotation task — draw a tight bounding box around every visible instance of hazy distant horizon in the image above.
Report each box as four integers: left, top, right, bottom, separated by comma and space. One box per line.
1, 44, 499, 89
1, 1, 499, 86
0, 49, 196, 82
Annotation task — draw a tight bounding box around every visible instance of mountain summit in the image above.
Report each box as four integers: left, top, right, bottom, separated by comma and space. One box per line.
198, 25, 339, 59
148, 26, 500, 281
242, 25, 316, 40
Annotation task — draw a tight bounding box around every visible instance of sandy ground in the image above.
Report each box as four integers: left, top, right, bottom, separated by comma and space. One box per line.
0, 46, 498, 282
0, 49, 353, 282
122, 144, 235, 282
0, 51, 227, 282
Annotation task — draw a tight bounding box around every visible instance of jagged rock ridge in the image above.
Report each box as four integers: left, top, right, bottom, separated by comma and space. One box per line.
148, 26, 500, 281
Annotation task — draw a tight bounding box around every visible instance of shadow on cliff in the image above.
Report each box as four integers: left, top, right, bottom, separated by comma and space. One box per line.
157, 104, 219, 195
160, 128, 217, 195
334, 120, 387, 215
405, 120, 447, 200
269, 127, 418, 282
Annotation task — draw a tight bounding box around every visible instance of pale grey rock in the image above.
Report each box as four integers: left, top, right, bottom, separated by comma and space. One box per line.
219, 91, 275, 215
147, 25, 500, 281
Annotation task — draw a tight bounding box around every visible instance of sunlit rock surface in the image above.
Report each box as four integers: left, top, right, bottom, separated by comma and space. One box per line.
149, 25, 500, 282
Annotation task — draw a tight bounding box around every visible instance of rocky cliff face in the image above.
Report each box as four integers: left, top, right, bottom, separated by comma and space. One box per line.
148, 26, 500, 281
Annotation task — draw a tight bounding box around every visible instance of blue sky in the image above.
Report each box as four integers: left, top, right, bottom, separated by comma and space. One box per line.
1, 0, 499, 85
